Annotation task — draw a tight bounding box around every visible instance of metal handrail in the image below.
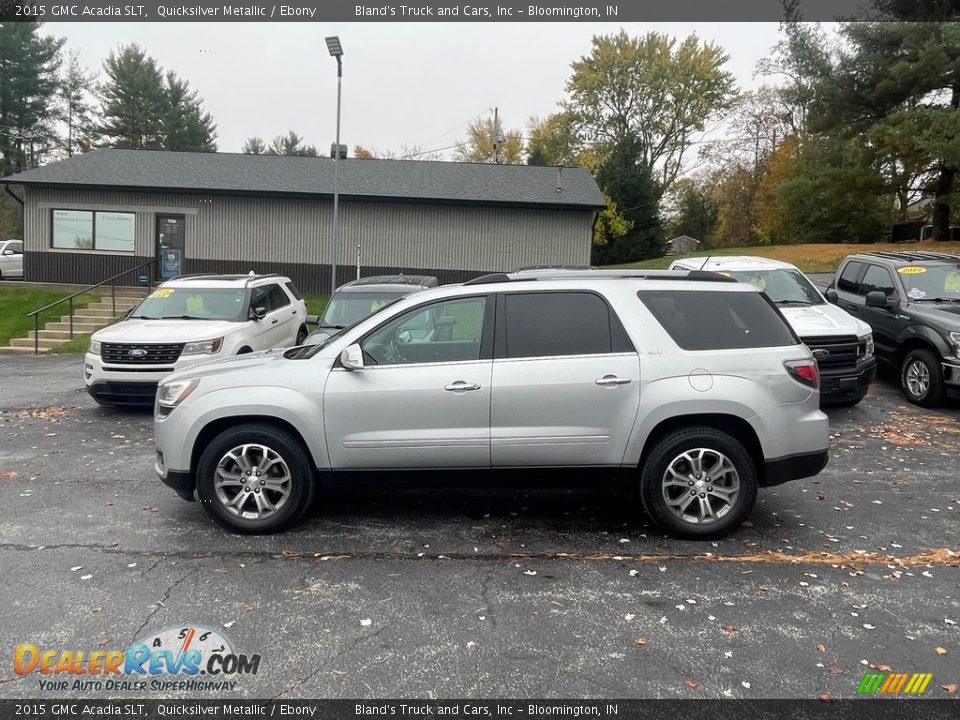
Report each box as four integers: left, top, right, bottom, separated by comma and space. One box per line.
26, 258, 158, 354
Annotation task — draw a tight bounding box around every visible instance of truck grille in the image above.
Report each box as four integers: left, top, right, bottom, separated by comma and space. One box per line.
801, 335, 859, 371
102, 343, 185, 365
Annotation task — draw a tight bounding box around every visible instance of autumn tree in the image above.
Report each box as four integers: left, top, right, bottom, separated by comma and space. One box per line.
562, 30, 736, 191
455, 114, 524, 164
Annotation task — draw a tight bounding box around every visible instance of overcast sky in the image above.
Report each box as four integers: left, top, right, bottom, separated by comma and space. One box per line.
45, 22, 836, 158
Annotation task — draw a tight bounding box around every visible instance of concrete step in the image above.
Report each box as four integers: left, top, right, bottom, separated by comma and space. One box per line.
88, 300, 140, 311
67, 307, 118, 318
59, 314, 114, 326
46, 321, 109, 333
9, 337, 69, 350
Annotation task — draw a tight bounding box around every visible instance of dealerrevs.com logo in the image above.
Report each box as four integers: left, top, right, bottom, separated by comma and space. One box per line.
14, 625, 260, 692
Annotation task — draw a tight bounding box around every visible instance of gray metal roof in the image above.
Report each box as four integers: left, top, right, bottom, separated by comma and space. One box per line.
1, 148, 605, 209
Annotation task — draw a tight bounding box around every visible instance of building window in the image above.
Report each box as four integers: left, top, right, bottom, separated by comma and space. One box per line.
51, 209, 135, 252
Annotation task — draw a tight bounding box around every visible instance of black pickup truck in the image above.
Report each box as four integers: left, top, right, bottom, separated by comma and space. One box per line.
827, 251, 960, 406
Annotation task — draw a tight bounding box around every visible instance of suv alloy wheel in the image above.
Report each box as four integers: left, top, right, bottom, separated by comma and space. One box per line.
197, 423, 315, 533
641, 426, 758, 540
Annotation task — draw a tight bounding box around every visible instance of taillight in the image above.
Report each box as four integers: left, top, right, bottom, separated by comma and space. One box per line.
784, 359, 820, 389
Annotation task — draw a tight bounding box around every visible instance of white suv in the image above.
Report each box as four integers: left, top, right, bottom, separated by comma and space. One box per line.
669, 256, 877, 406
85, 273, 308, 406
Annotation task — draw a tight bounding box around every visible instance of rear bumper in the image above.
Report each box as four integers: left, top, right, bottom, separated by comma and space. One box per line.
819, 358, 877, 402
763, 449, 829, 487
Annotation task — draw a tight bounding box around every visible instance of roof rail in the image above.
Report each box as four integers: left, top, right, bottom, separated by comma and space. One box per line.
463, 269, 736, 286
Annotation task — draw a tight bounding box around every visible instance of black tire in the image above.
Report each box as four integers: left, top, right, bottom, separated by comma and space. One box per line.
900, 349, 945, 407
196, 423, 316, 534
640, 426, 758, 540
295, 325, 308, 345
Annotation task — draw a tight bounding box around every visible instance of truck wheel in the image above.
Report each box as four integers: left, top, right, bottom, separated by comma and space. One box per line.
900, 349, 945, 407
196, 423, 315, 534
641, 426, 757, 540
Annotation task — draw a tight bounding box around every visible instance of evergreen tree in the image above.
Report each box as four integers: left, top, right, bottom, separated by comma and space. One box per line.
0, 21, 64, 175
593, 136, 664, 264
57, 50, 96, 157
268, 131, 318, 156
162, 72, 216, 152
242, 136, 267, 154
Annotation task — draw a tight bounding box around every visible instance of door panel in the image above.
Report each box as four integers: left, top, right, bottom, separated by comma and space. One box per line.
156, 215, 185, 280
324, 361, 492, 469
490, 353, 640, 467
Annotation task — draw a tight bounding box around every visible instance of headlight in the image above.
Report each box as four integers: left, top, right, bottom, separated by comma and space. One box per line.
950, 331, 960, 359
157, 379, 199, 409
859, 333, 874, 359
89, 340, 101, 355
181, 338, 223, 356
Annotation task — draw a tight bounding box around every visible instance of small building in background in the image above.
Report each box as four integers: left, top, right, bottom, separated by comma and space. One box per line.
665, 235, 701, 255
1, 149, 605, 294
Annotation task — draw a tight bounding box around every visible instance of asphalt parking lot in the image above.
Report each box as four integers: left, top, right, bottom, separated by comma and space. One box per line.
0, 354, 958, 700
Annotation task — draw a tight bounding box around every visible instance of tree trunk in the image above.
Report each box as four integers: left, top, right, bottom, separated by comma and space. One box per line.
932, 82, 960, 241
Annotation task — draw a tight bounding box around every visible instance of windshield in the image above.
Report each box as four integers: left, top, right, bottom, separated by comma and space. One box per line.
131, 287, 246, 320
726, 269, 824, 305
897, 264, 960, 301
293, 298, 404, 359
319, 291, 406, 327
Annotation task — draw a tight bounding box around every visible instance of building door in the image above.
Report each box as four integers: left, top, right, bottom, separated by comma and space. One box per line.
156, 215, 186, 279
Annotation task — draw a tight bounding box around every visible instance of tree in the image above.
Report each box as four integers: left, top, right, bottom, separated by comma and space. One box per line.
526, 114, 582, 167
98, 44, 216, 151
667, 176, 719, 245
455, 114, 524, 164
814, 22, 960, 239
241, 136, 267, 154
562, 30, 736, 190
592, 135, 664, 264
268, 131, 318, 156
57, 50, 96, 158
0, 21, 64, 175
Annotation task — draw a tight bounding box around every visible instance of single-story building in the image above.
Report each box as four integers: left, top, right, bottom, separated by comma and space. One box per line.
665, 235, 701, 255
1, 149, 605, 294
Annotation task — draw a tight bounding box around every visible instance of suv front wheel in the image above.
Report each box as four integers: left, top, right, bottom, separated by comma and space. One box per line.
196, 423, 316, 534
900, 349, 945, 407
641, 427, 758, 540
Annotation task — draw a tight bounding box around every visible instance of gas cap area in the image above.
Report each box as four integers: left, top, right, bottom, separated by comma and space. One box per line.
688, 368, 714, 392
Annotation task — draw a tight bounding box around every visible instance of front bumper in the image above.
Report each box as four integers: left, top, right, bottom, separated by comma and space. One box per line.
763, 449, 829, 487
156, 460, 196, 501
819, 358, 877, 403
84, 352, 216, 405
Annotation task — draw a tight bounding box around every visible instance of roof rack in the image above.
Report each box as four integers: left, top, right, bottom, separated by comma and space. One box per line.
858, 251, 960, 263
164, 272, 283, 286
463, 269, 736, 286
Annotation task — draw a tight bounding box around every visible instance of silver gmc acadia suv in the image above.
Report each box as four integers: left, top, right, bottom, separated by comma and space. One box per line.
154, 270, 830, 539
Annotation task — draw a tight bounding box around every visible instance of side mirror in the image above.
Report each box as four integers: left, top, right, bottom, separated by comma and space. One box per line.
305, 314, 320, 326
249, 306, 267, 320
865, 291, 890, 309
340, 343, 364, 370
2, 249, 13, 256
824, 288, 839, 304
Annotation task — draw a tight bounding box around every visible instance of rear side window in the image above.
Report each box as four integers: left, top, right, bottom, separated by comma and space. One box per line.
837, 261, 865, 293
638, 290, 797, 351
285, 281, 303, 300
503, 291, 633, 358
267, 284, 291, 309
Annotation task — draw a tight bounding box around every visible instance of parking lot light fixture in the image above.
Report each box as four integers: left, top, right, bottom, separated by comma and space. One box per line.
326, 36, 344, 294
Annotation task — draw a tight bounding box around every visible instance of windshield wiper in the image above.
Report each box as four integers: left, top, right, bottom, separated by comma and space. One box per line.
913, 297, 960, 303
774, 300, 814, 306
319, 324, 347, 330
159, 315, 205, 320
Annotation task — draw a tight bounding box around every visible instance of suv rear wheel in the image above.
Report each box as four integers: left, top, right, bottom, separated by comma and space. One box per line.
641, 427, 757, 540
196, 423, 315, 534
900, 349, 945, 407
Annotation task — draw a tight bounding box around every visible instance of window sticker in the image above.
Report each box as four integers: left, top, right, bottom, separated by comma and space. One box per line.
907, 287, 927, 300
897, 266, 927, 275
185, 295, 204, 313
945, 272, 960, 293
746, 276, 766, 291
150, 288, 175, 298
370, 299, 387, 312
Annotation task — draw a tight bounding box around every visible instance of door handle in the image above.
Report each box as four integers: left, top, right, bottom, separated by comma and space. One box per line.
595, 375, 631, 386
444, 381, 481, 392
271, 319, 278, 325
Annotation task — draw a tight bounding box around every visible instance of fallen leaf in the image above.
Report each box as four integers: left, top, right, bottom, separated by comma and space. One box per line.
827, 666, 844, 675
818, 693, 832, 702
634, 637, 647, 646
624, 613, 635, 621
942, 683, 958, 694
629, 569, 639, 577
863, 624, 876, 630
0, 471, 18, 479
360, 618, 372, 627
741, 521, 753, 528
816, 643, 826, 653
935, 646, 948, 656
741, 681, 751, 689
723, 625, 737, 633
523, 570, 537, 576
244, 604, 255, 613
869, 663, 893, 672
686, 679, 699, 689
281, 549, 297, 558
223, 620, 235, 628
80, 574, 92, 580
70, 566, 83, 572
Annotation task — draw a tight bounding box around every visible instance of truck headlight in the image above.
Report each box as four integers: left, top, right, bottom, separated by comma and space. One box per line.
858, 333, 874, 359
950, 331, 960, 359
157, 379, 199, 409
182, 338, 223, 356
89, 340, 101, 355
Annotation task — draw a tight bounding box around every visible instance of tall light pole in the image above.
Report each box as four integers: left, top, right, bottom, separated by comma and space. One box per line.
325, 36, 343, 295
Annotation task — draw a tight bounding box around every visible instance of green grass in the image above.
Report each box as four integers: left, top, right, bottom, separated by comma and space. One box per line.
305, 295, 328, 317
606, 239, 960, 273
0, 287, 98, 348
